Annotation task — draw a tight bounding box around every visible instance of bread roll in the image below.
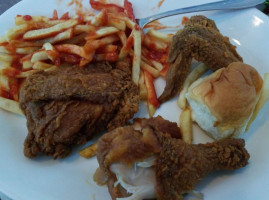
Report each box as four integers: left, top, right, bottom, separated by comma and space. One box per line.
186, 62, 263, 139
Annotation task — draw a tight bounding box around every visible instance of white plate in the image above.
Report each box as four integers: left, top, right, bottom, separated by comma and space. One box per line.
0, 0, 269, 200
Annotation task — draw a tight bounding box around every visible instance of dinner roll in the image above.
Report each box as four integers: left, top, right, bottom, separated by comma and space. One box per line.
186, 62, 263, 139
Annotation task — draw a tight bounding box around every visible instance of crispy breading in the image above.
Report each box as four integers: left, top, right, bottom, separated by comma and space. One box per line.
96, 116, 249, 200
159, 15, 243, 103
20, 60, 139, 159
156, 135, 249, 199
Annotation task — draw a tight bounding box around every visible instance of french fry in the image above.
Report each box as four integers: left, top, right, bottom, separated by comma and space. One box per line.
84, 35, 119, 53
5, 24, 29, 41
147, 29, 173, 43
0, 46, 40, 54
31, 50, 49, 63
179, 108, 192, 144
96, 45, 117, 53
38, 28, 74, 44
117, 31, 127, 45
22, 60, 33, 70
60, 12, 70, 20
16, 47, 40, 54
107, 13, 136, 29
15, 15, 65, 26
85, 27, 119, 40
9, 40, 43, 48
119, 31, 134, 59
74, 24, 96, 34
59, 12, 69, 20
178, 63, 208, 109
0, 36, 6, 43
143, 34, 168, 51
0, 61, 11, 69
0, 62, 12, 69
55, 44, 92, 60
9, 78, 19, 101
0, 97, 24, 115
132, 29, 141, 85
0, 75, 9, 90
91, 9, 107, 26
141, 60, 159, 78
44, 65, 58, 72
124, 0, 135, 21
94, 52, 118, 62
0, 54, 16, 62
245, 73, 269, 131
51, 9, 58, 20
63, 33, 87, 45
0, 68, 20, 77
150, 60, 164, 71
107, 18, 126, 31
139, 71, 147, 100
79, 143, 97, 159
82, 15, 94, 23
141, 54, 152, 65
23, 19, 78, 40
144, 70, 159, 117
89, 0, 125, 13
4, 65, 20, 75
95, 27, 119, 37
15, 15, 40, 25
59, 52, 80, 64
0, 46, 10, 54
148, 104, 157, 118
42, 43, 54, 51
121, 17, 135, 29
42, 43, 59, 62
20, 53, 34, 63
159, 63, 170, 77
142, 47, 168, 64
144, 20, 181, 30
32, 61, 56, 70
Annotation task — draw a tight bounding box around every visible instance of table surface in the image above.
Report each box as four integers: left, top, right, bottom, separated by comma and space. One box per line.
0, 0, 269, 15
0, 1, 268, 200
0, 0, 21, 15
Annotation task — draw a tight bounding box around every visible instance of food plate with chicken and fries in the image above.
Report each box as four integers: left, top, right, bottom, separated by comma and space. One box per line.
0, 0, 269, 200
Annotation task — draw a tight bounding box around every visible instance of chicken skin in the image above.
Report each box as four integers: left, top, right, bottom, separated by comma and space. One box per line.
159, 15, 243, 103
96, 116, 250, 200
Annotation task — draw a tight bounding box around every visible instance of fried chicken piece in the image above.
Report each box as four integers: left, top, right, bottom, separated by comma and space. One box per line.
19, 60, 139, 159
156, 135, 249, 200
159, 15, 243, 103
96, 116, 249, 200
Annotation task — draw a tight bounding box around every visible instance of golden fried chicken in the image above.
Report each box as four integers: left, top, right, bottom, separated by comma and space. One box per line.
96, 116, 250, 200
19, 60, 139, 159
159, 15, 243, 103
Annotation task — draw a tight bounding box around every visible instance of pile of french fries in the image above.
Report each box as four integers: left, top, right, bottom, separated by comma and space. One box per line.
0, 0, 173, 117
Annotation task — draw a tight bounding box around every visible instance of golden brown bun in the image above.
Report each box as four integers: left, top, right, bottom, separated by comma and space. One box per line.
186, 62, 263, 139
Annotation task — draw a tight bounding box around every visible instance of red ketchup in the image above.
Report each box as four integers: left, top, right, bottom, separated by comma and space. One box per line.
23, 15, 32, 21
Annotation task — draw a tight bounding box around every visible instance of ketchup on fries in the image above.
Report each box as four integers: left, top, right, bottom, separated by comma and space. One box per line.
0, 0, 173, 117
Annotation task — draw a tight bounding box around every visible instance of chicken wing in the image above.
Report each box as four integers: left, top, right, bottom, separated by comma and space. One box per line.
159, 15, 243, 103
